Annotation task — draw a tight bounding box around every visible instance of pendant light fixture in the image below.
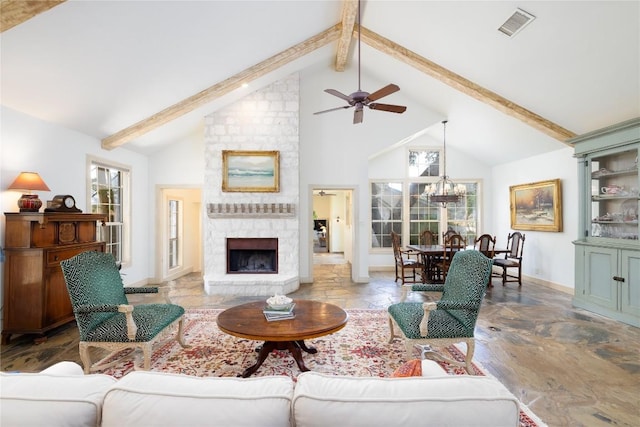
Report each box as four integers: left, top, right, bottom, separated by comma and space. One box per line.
427, 120, 464, 207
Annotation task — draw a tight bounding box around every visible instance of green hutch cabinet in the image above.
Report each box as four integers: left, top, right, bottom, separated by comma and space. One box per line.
570, 118, 639, 327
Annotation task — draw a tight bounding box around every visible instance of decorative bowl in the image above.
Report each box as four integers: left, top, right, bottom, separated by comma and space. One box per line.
266, 295, 293, 310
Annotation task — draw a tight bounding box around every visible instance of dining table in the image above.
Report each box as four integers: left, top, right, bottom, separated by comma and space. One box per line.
406, 244, 510, 283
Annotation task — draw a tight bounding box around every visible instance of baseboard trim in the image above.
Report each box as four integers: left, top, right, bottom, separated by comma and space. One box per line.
369, 266, 395, 272
523, 275, 573, 295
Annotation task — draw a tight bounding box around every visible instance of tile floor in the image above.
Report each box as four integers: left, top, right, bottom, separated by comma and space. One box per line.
1, 258, 639, 426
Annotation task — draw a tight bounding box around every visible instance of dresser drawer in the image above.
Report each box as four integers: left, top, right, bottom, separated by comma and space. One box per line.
46, 244, 105, 267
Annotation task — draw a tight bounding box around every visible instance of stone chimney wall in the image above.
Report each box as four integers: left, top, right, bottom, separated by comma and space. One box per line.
202, 74, 300, 296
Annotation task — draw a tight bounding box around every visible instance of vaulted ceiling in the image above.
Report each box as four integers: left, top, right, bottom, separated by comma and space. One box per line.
1, 1, 638, 166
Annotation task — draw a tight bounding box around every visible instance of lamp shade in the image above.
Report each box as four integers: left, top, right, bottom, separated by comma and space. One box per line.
8, 172, 50, 212
8, 172, 50, 191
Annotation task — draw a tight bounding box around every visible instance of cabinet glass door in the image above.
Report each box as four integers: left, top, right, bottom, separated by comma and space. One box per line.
589, 147, 639, 240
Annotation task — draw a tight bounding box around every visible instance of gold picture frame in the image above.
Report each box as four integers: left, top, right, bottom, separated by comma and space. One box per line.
510, 179, 563, 232
222, 150, 279, 192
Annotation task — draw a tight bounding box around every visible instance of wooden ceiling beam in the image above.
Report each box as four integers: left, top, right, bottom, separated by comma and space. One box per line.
334, 0, 358, 71
1, 0, 66, 33
359, 26, 576, 142
102, 24, 341, 150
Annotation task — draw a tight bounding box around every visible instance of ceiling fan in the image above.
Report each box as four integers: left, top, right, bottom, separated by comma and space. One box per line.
313, 0, 407, 124
316, 190, 337, 197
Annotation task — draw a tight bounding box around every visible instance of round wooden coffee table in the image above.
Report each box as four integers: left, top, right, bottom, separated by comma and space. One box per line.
217, 300, 348, 377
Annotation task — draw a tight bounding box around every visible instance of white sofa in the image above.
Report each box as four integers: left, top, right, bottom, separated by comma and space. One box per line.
1, 361, 520, 427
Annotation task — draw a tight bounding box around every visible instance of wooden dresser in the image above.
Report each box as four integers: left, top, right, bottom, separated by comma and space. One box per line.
2, 212, 106, 344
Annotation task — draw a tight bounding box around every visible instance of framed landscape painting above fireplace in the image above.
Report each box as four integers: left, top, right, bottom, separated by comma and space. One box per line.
222, 150, 280, 192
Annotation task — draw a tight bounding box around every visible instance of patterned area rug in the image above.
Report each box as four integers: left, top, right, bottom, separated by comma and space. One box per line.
102, 308, 545, 427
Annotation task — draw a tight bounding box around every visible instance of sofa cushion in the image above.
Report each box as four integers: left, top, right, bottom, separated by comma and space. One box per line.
292, 372, 520, 427
39, 361, 86, 376
102, 371, 294, 427
0, 364, 116, 427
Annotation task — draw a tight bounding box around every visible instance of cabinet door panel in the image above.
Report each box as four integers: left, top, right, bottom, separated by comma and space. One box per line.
44, 268, 74, 325
620, 250, 640, 317
3, 251, 44, 329
584, 247, 618, 310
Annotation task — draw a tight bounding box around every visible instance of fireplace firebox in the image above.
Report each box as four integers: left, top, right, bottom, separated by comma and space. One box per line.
227, 238, 278, 274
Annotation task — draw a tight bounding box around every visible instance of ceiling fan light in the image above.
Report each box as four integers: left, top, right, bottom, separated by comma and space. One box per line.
313, 0, 406, 123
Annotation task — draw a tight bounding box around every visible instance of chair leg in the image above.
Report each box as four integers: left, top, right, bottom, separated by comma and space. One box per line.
464, 339, 476, 375
79, 342, 92, 374
176, 317, 188, 347
400, 286, 408, 302
388, 317, 397, 344
142, 342, 153, 370
404, 340, 415, 358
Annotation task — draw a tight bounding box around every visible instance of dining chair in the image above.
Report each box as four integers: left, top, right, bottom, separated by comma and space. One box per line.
419, 230, 437, 246
435, 233, 466, 281
388, 250, 494, 374
418, 230, 438, 281
493, 232, 526, 286
391, 231, 425, 285
442, 228, 458, 244
474, 234, 496, 258
61, 251, 187, 373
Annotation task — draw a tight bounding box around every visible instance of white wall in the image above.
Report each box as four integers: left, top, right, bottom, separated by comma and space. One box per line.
1, 107, 152, 288
491, 146, 577, 290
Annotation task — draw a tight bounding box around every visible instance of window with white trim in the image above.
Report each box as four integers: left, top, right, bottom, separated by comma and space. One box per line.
168, 199, 180, 269
90, 160, 130, 265
370, 149, 480, 249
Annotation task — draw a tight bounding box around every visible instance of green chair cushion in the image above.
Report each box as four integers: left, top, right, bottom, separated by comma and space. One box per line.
82, 304, 185, 342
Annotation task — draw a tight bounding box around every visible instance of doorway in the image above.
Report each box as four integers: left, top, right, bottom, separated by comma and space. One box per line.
312, 188, 353, 266
156, 186, 202, 282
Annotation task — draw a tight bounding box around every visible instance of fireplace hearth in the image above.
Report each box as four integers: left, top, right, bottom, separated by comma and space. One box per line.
227, 238, 278, 274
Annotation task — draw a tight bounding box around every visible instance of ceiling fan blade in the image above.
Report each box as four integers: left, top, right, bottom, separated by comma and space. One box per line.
353, 108, 364, 124
366, 84, 400, 102
368, 103, 407, 114
324, 89, 353, 102
313, 105, 351, 115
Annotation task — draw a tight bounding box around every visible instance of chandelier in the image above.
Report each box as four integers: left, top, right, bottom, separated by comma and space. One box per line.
426, 120, 465, 207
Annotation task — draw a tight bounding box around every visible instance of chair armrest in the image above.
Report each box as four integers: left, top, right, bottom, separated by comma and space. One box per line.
124, 286, 159, 294
117, 304, 137, 340
401, 283, 444, 302
412, 283, 444, 292
75, 304, 120, 314
419, 302, 438, 336
401, 248, 419, 259
436, 301, 479, 310
124, 286, 173, 303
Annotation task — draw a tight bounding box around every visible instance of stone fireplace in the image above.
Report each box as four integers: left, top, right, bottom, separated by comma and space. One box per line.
202, 74, 300, 296
227, 238, 278, 274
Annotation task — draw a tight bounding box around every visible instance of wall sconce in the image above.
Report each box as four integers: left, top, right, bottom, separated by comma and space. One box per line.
8, 172, 50, 212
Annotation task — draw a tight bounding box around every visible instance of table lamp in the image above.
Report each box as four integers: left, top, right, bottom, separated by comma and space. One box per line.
8, 172, 51, 212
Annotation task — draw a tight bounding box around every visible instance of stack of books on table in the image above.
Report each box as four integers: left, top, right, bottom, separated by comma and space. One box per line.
263, 303, 295, 321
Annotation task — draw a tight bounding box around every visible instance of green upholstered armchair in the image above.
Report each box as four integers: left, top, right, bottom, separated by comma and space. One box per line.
388, 250, 493, 374
61, 251, 187, 373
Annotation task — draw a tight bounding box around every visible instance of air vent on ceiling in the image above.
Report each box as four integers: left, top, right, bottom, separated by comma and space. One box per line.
498, 8, 535, 37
